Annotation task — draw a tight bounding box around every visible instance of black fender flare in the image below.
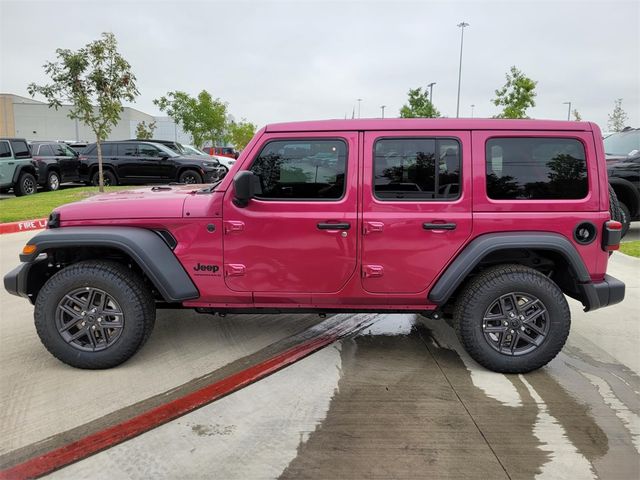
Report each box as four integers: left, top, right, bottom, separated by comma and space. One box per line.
428, 232, 590, 305
20, 227, 199, 302
12, 163, 38, 183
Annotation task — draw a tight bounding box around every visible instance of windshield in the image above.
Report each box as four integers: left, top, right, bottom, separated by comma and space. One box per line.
183, 144, 207, 156
155, 143, 180, 157
604, 130, 640, 156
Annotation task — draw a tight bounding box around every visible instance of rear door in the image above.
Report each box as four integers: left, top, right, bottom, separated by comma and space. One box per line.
361, 131, 472, 294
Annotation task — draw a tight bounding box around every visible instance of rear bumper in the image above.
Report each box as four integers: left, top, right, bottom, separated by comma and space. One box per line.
578, 274, 625, 312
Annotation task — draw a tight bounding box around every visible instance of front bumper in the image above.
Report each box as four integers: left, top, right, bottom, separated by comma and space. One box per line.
578, 274, 625, 312
4, 262, 31, 300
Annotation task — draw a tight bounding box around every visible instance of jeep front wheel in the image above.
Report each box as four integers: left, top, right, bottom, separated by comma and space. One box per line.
34, 261, 155, 369
453, 264, 570, 373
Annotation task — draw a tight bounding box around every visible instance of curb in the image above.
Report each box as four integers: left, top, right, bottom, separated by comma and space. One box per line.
0, 219, 48, 235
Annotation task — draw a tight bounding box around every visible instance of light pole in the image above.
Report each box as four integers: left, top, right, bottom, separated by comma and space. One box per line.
357, 98, 363, 118
471, 104, 475, 118
380, 105, 386, 119
456, 21, 469, 118
427, 82, 436, 104
563, 101, 572, 121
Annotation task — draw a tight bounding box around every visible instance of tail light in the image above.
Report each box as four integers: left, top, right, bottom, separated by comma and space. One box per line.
602, 220, 622, 251
79, 155, 88, 161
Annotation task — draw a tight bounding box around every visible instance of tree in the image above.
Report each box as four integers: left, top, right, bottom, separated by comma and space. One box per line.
399, 87, 440, 118
135, 120, 156, 140
154, 90, 227, 148
607, 98, 628, 132
228, 120, 257, 150
492, 66, 537, 119
572, 109, 582, 121
28, 32, 138, 192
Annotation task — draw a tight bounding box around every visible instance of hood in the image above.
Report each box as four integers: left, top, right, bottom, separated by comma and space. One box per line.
55, 185, 198, 221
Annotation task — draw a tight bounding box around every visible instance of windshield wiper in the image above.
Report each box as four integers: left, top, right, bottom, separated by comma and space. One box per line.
196, 180, 223, 194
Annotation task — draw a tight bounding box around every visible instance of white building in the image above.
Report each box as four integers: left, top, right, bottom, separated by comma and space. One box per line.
0, 93, 191, 144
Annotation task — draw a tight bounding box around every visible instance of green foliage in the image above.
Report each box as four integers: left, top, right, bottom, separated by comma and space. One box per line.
135, 120, 156, 140
492, 66, 537, 119
619, 241, 640, 258
572, 109, 582, 121
228, 120, 257, 150
607, 99, 628, 132
28, 32, 139, 192
399, 88, 440, 118
154, 90, 227, 148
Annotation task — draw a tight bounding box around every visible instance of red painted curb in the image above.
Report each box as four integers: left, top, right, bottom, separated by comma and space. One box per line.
0, 219, 47, 235
0, 321, 356, 480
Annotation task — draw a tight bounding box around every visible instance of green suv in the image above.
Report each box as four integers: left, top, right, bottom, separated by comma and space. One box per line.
0, 138, 39, 196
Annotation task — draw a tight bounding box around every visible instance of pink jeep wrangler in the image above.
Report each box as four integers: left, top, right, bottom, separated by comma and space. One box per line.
4, 119, 625, 373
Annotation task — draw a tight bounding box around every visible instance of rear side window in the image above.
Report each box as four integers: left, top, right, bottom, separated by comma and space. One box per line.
39, 144, 55, 156
0, 141, 10, 158
250, 139, 347, 200
374, 138, 461, 200
486, 138, 587, 200
84, 145, 96, 156
10, 140, 30, 158
101, 144, 116, 156
120, 144, 137, 156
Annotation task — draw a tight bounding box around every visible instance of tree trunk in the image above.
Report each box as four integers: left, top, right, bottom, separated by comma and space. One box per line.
96, 138, 104, 193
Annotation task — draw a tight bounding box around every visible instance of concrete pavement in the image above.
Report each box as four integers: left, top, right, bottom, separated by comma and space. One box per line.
0, 227, 638, 479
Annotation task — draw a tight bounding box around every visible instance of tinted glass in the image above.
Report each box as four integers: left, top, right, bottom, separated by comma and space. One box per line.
52, 143, 76, 156
0, 141, 10, 158
100, 144, 116, 156
138, 144, 161, 157
374, 138, 461, 200
120, 144, 137, 156
84, 144, 96, 156
486, 138, 588, 200
39, 144, 55, 156
10, 140, 30, 158
251, 139, 347, 200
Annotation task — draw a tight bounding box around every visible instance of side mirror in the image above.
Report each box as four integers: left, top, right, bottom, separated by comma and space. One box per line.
233, 171, 262, 207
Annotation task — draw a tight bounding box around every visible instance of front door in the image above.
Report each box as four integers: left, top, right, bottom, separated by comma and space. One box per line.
222, 132, 359, 296
361, 131, 473, 294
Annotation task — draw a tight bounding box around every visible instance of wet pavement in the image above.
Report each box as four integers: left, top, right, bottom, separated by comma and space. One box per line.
0, 228, 639, 479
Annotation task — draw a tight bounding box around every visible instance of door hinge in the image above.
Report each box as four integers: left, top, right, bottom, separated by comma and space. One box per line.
363, 221, 384, 235
224, 220, 245, 234
362, 264, 384, 278
225, 264, 246, 276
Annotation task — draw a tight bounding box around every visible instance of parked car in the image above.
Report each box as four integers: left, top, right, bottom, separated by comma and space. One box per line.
182, 144, 237, 175
30, 141, 81, 191
78, 140, 226, 185
4, 119, 625, 373
201, 146, 238, 159
605, 128, 639, 237
0, 138, 39, 196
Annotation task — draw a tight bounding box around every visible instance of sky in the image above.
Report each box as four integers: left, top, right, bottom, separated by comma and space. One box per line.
1, 0, 638, 131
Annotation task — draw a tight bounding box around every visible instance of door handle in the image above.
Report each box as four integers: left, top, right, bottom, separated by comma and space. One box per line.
423, 222, 457, 230
317, 222, 350, 230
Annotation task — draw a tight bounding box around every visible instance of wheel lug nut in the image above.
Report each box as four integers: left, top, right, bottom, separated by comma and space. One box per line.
510, 329, 515, 333
520, 326, 525, 331
81, 311, 86, 316
97, 318, 102, 322
509, 313, 515, 318
92, 326, 96, 330
519, 315, 524, 320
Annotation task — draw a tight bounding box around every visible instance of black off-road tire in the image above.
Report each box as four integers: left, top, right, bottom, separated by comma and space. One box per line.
453, 264, 570, 374
14, 172, 37, 196
45, 170, 61, 191
618, 202, 631, 239
34, 261, 155, 369
91, 170, 117, 187
178, 169, 203, 184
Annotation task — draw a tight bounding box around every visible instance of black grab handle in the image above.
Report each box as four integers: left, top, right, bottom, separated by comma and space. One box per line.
317, 222, 351, 230
423, 222, 457, 230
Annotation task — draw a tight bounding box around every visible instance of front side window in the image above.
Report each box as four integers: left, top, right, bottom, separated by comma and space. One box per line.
250, 139, 347, 200
138, 144, 161, 157
374, 138, 461, 200
120, 144, 137, 157
486, 138, 588, 200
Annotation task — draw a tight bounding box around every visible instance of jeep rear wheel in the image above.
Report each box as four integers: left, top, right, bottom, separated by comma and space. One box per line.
453, 264, 570, 373
15, 172, 37, 196
34, 261, 155, 369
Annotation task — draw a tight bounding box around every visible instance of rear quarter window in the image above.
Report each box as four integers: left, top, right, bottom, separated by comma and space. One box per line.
9, 140, 30, 159
486, 137, 588, 200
